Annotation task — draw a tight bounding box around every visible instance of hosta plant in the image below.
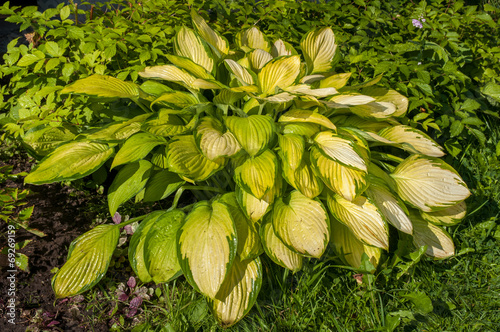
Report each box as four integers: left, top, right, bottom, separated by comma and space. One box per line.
23, 10, 471, 327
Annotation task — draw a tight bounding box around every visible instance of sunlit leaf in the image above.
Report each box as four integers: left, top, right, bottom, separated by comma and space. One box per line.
196, 117, 241, 160
258, 55, 301, 96
420, 201, 467, 226
378, 125, 444, 157
234, 149, 278, 200
60, 75, 141, 99
111, 133, 166, 169
174, 26, 214, 72
301, 27, 337, 74
279, 109, 336, 131
410, 211, 455, 258
225, 115, 274, 156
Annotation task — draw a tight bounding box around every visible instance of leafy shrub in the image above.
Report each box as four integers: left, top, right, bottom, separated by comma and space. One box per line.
0, 0, 192, 153
21, 11, 472, 326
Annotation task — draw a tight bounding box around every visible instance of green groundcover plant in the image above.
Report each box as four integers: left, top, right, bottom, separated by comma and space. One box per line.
22, 11, 472, 327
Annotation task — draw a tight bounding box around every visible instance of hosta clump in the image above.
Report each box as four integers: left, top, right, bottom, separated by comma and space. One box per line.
24, 10, 470, 327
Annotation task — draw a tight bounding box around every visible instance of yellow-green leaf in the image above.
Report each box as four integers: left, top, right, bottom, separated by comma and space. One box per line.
313, 131, 367, 171
273, 190, 330, 258
210, 256, 262, 327
260, 216, 303, 272
301, 27, 337, 74
129, 211, 167, 283
143, 110, 197, 137
391, 155, 471, 212
25, 141, 114, 185
350, 102, 397, 119
236, 27, 270, 52
218, 193, 262, 260
258, 55, 301, 96
378, 125, 444, 157
144, 210, 185, 283
420, 201, 467, 226
327, 193, 389, 250
365, 185, 412, 234
236, 173, 282, 223
111, 133, 166, 169
196, 117, 241, 160
319, 72, 352, 89
410, 211, 455, 258
87, 114, 152, 141
225, 59, 256, 85
278, 133, 305, 170
167, 135, 226, 182
271, 39, 294, 57
361, 86, 408, 117
52, 224, 119, 298
225, 115, 275, 156
174, 26, 213, 72
310, 146, 367, 201
248, 49, 273, 72
108, 160, 153, 216
281, 154, 324, 199
178, 201, 237, 298
60, 75, 141, 99
151, 90, 200, 109
191, 9, 229, 57
282, 122, 321, 138
279, 109, 336, 131
139, 65, 198, 89
330, 217, 381, 268
234, 149, 278, 200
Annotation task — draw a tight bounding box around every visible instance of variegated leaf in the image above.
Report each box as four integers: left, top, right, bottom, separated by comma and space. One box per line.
174, 26, 214, 72
365, 185, 412, 234
258, 55, 301, 96
361, 86, 409, 117
391, 155, 471, 212
301, 27, 337, 74
191, 9, 229, 56
350, 102, 397, 119
178, 201, 237, 298
248, 49, 273, 72
236, 27, 270, 52
313, 131, 367, 171
60, 74, 141, 99
225, 115, 275, 156
273, 190, 330, 258
410, 211, 455, 258
139, 65, 198, 89
234, 149, 278, 200
196, 117, 241, 160
278, 133, 305, 170
378, 125, 445, 157
327, 193, 389, 250
279, 109, 336, 131
111, 133, 166, 169
225, 59, 256, 85
420, 201, 467, 226
319, 72, 352, 89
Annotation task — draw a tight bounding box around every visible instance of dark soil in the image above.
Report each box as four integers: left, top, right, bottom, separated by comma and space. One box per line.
0, 152, 109, 331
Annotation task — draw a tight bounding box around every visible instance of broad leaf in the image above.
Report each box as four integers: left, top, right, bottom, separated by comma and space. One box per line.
219, 193, 262, 260
143, 110, 197, 137
319, 72, 352, 89
378, 125, 444, 157
225, 115, 275, 156
178, 201, 237, 298
260, 216, 303, 272
191, 9, 229, 57
279, 109, 336, 131
111, 133, 166, 169
167, 135, 226, 182
129, 211, 167, 282
151, 90, 200, 109
21, 126, 76, 157
139, 65, 198, 89
108, 160, 153, 216
410, 211, 455, 258
234, 149, 278, 200
86, 114, 152, 141
327, 193, 389, 250
258, 55, 301, 96
313, 131, 367, 171
330, 218, 382, 268
210, 256, 262, 327
310, 146, 367, 201
281, 154, 323, 199
365, 185, 413, 234
278, 133, 305, 170
236, 173, 282, 223
420, 201, 467, 226
350, 102, 397, 119
282, 122, 321, 138
60, 75, 141, 99
52, 225, 119, 298
301, 27, 337, 74
166, 54, 214, 80
225, 59, 256, 85
196, 117, 241, 160
174, 26, 214, 72
361, 86, 408, 117
273, 191, 330, 258
248, 49, 273, 72
236, 27, 270, 52
25, 141, 114, 185
143, 170, 185, 202
144, 210, 185, 283
391, 155, 470, 212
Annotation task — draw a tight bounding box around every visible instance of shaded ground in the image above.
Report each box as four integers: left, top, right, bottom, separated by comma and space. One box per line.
0, 153, 108, 331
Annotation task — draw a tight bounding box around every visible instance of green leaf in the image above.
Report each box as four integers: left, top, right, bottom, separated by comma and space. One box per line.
401, 291, 434, 314
143, 110, 198, 137
45, 41, 61, 57
378, 125, 444, 157
25, 141, 114, 185
52, 225, 119, 298
273, 190, 330, 258
174, 26, 214, 72
21, 126, 75, 157
108, 160, 153, 216
278, 133, 305, 170
234, 149, 278, 200
178, 201, 237, 298
139, 65, 198, 89
144, 210, 185, 283
167, 135, 226, 182
313, 131, 367, 171
111, 133, 166, 169
225, 115, 275, 157
17, 54, 39, 66
143, 170, 185, 202
420, 201, 467, 226
209, 256, 262, 327
129, 211, 167, 283
60, 75, 142, 99
166, 54, 214, 80
410, 211, 455, 258
191, 9, 229, 57
60, 5, 71, 20
87, 114, 152, 141
260, 215, 303, 272
481, 82, 500, 102
236, 27, 270, 52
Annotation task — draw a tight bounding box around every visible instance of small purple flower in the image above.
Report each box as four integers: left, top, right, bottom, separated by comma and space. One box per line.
127, 276, 137, 288
112, 212, 122, 224
412, 19, 423, 29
